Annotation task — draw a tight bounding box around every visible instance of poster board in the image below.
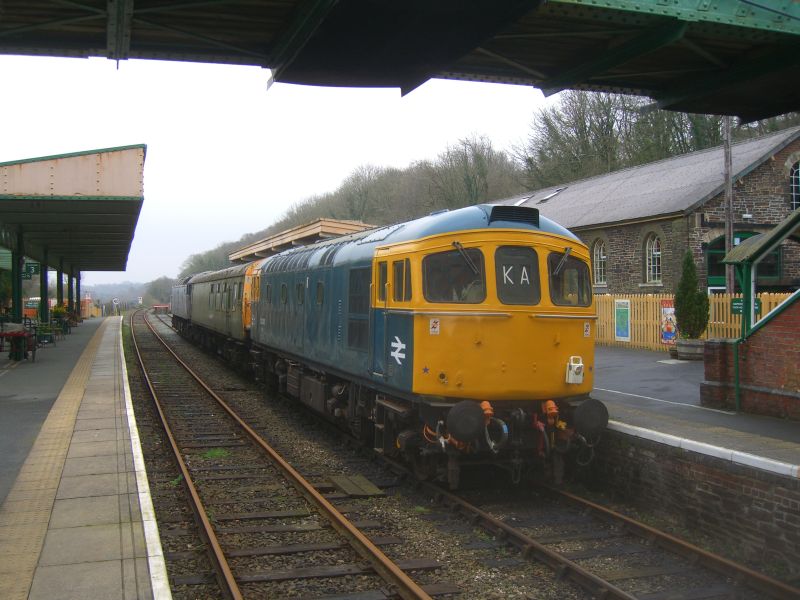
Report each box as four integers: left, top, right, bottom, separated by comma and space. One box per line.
614, 299, 631, 342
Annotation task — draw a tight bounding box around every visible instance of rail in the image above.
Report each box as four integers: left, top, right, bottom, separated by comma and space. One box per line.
131, 309, 432, 600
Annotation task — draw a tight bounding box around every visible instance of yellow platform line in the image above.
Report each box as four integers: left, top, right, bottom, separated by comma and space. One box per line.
0, 318, 110, 600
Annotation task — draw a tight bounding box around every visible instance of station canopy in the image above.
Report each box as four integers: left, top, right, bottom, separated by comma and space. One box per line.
229, 219, 372, 263
0, 1, 798, 121
0, 145, 145, 273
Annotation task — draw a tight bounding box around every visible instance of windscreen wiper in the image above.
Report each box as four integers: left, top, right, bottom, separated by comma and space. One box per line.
553, 247, 572, 276
452, 241, 479, 275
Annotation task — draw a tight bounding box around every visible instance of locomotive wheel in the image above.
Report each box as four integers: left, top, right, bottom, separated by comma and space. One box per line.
411, 452, 437, 481
447, 454, 460, 490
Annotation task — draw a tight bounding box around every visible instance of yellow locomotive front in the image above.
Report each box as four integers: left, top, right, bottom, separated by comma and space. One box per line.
409, 230, 595, 401
375, 227, 607, 487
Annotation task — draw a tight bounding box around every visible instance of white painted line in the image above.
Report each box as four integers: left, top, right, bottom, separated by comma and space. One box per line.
0, 360, 21, 377
657, 359, 685, 365
595, 387, 737, 415
608, 421, 684, 449
608, 420, 800, 479
118, 317, 173, 600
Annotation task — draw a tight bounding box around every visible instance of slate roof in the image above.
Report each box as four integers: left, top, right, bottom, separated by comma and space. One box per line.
496, 126, 800, 230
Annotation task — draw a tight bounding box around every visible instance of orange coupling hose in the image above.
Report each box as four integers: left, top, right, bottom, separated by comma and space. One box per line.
480, 400, 494, 424
423, 424, 439, 444
423, 424, 468, 451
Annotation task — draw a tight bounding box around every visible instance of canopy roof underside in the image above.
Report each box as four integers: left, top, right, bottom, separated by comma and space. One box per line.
0, 1, 798, 121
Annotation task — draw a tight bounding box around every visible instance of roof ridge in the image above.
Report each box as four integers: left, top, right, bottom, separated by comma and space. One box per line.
525, 124, 800, 193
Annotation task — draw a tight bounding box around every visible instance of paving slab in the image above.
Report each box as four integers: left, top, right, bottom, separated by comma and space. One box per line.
0, 317, 169, 599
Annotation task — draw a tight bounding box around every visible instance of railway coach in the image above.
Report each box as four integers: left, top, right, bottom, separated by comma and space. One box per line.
172, 204, 608, 488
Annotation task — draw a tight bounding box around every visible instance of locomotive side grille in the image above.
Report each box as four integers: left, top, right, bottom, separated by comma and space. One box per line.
489, 206, 539, 227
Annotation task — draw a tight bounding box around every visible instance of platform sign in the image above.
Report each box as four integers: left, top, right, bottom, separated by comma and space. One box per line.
614, 299, 631, 342
731, 298, 761, 315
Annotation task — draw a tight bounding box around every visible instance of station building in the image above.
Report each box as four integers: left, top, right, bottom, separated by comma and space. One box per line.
498, 126, 800, 294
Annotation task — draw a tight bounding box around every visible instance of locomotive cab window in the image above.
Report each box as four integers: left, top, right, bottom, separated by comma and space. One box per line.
265, 283, 272, 304
377, 261, 387, 302
296, 282, 304, 306
548, 251, 591, 307
495, 246, 540, 305
280, 283, 288, 305
392, 258, 412, 302
423, 247, 485, 304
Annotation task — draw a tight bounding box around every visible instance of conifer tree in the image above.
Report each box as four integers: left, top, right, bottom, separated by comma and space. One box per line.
674, 251, 709, 339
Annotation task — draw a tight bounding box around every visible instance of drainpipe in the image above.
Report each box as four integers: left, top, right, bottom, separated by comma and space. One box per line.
732, 263, 752, 412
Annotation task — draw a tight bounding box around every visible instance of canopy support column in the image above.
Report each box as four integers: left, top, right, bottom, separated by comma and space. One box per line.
76, 272, 81, 318
57, 259, 64, 306
67, 272, 74, 313
39, 249, 49, 322
11, 242, 23, 323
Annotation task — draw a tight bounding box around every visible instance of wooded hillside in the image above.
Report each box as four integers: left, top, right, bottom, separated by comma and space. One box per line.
176, 92, 799, 278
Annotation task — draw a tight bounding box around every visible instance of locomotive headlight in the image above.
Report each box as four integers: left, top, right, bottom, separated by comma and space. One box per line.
565, 356, 584, 384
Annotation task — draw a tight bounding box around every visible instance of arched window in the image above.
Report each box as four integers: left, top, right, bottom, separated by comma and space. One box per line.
791, 161, 799, 211
645, 234, 662, 283
592, 240, 607, 285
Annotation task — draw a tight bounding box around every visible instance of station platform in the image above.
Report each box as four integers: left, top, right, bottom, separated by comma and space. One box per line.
0, 316, 168, 600
593, 346, 800, 478
0, 325, 797, 599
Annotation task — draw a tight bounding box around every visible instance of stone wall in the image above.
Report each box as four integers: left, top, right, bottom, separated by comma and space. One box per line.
581, 218, 685, 294
701, 296, 800, 420
580, 136, 800, 294
586, 431, 800, 572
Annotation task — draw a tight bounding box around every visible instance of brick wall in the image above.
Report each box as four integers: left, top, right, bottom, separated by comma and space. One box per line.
700, 296, 800, 420
585, 431, 800, 572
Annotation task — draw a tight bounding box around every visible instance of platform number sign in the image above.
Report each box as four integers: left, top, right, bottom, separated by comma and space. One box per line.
21, 262, 40, 279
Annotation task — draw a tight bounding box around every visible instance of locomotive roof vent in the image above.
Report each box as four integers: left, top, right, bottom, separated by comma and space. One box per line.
489, 206, 540, 227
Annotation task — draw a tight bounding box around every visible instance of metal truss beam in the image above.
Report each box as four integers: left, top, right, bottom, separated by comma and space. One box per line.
266, 0, 339, 84
540, 19, 687, 96
107, 0, 134, 60
550, 0, 800, 35
654, 47, 800, 114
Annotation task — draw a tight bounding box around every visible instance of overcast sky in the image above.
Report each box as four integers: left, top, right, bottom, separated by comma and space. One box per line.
0, 55, 549, 286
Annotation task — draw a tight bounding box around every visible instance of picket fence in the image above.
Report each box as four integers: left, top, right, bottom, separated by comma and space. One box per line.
594, 293, 791, 352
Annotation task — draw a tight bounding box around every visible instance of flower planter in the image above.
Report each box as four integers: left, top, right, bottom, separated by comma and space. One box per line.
676, 338, 705, 360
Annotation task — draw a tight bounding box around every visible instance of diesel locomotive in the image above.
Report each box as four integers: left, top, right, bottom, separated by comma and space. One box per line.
171, 204, 608, 488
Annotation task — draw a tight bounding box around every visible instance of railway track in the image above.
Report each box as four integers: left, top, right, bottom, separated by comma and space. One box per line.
415, 482, 800, 600
136, 309, 799, 600
130, 309, 447, 599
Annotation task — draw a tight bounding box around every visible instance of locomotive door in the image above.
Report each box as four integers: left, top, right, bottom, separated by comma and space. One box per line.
371, 258, 413, 389
248, 272, 260, 337
223, 281, 231, 336
371, 261, 388, 377
290, 273, 305, 352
